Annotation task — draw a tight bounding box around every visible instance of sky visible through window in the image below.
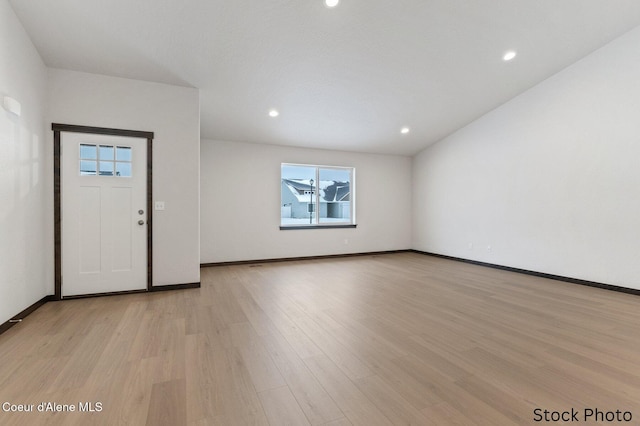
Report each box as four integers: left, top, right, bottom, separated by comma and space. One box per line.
281, 165, 350, 182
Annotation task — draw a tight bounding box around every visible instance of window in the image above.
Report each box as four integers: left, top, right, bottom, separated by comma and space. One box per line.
281, 163, 355, 228
79, 144, 132, 177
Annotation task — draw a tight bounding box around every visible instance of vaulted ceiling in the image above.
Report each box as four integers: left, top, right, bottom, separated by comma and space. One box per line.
10, 0, 640, 155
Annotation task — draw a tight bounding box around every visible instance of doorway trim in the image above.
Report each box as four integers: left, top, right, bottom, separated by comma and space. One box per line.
52, 123, 154, 300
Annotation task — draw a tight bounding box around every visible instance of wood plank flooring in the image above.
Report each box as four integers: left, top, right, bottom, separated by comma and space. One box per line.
1, 252, 639, 425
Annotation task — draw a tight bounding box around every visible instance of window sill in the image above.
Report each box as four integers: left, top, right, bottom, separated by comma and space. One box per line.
280, 224, 357, 230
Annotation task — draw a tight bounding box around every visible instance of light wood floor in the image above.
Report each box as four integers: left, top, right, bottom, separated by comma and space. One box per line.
1, 252, 639, 425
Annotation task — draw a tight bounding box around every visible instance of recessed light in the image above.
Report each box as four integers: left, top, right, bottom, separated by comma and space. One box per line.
503, 50, 517, 61
325, 0, 339, 8
268, 109, 279, 117
401, 127, 410, 134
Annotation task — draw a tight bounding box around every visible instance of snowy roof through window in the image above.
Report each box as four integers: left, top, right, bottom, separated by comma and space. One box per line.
282, 179, 350, 203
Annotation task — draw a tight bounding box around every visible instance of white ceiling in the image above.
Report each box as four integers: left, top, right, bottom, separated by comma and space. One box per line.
10, 0, 640, 155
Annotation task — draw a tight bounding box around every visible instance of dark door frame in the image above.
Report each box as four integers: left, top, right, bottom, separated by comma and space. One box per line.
52, 123, 154, 300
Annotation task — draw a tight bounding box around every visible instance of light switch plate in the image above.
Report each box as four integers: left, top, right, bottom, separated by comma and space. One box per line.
155, 201, 165, 211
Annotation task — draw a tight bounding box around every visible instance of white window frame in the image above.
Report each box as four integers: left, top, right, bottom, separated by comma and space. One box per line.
280, 163, 356, 229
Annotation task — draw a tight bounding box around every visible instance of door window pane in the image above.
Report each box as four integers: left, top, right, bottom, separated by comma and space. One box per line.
80, 144, 97, 159
116, 146, 132, 161
99, 145, 114, 161
80, 160, 97, 175
99, 161, 114, 176
115, 162, 132, 177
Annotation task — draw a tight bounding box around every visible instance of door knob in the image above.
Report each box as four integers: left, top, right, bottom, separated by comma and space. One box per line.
138, 220, 145, 225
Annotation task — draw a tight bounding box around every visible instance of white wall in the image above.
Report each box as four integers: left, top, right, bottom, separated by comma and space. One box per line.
201, 140, 412, 263
0, 0, 49, 323
47, 69, 200, 286
413, 26, 640, 289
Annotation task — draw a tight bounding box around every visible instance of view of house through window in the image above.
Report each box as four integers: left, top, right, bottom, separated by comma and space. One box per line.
281, 164, 354, 227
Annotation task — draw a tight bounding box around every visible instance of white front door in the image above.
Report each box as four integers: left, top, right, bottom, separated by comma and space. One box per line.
61, 132, 147, 297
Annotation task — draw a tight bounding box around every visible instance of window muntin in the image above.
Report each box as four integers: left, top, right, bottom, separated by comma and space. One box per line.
79, 144, 132, 177
281, 163, 354, 227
